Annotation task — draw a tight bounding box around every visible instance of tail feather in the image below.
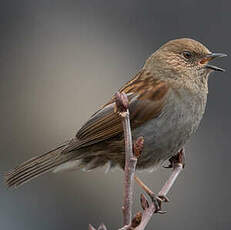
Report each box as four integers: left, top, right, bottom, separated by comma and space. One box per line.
5, 142, 74, 188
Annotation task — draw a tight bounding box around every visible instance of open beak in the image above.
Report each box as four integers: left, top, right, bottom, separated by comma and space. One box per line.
202, 53, 227, 72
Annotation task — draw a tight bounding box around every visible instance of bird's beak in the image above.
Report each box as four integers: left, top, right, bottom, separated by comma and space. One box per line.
201, 53, 227, 72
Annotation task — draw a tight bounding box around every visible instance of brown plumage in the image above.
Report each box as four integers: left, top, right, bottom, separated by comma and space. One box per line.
5, 38, 226, 188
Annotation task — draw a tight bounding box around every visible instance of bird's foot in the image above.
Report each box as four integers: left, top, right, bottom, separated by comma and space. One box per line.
164, 148, 185, 169
149, 193, 169, 214
134, 175, 170, 214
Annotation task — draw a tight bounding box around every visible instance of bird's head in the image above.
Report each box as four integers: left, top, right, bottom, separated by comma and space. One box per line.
145, 38, 226, 83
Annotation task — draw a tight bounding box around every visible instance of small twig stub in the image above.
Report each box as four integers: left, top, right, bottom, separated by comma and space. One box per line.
115, 92, 129, 114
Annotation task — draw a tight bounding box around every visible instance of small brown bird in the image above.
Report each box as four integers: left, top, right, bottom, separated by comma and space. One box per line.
5, 38, 226, 188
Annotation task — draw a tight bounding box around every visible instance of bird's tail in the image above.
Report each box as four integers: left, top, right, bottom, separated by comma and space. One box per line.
5, 141, 74, 188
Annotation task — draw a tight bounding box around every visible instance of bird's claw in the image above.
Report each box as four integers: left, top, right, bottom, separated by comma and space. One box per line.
164, 148, 185, 169
149, 193, 169, 214
163, 163, 173, 169
158, 194, 170, 203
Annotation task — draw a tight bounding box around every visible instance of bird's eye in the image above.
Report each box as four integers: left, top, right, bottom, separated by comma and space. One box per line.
182, 51, 192, 59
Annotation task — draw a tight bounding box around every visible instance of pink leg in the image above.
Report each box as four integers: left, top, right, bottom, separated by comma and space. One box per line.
135, 148, 185, 213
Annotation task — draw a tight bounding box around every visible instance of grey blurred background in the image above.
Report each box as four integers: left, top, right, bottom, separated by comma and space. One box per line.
0, 1, 230, 229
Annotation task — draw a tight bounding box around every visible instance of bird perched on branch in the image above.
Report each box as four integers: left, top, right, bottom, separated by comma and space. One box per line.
5, 38, 226, 188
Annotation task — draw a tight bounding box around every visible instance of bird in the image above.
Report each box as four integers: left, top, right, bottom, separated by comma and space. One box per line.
5, 38, 226, 188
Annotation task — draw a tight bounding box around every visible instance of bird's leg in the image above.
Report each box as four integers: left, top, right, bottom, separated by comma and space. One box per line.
158, 148, 184, 197
135, 148, 185, 213
134, 175, 168, 213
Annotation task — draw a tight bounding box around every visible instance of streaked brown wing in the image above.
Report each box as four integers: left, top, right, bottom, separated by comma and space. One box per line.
63, 69, 169, 152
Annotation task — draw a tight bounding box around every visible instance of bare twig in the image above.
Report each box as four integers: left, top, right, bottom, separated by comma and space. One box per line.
135, 195, 156, 230
158, 163, 183, 198
133, 153, 184, 230
89, 92, 138, 230
115, 92, 138, 226
89, 93, 184, 230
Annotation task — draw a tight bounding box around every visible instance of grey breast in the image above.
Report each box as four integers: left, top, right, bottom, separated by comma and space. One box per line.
133, 87, 207, 169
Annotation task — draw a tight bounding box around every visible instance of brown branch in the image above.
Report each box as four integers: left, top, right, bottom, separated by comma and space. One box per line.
133, 161, 183, 230
115, 92, 138, 226
89, 92, 140, 230
89, 92, 183, 230
158, 163, 183, 198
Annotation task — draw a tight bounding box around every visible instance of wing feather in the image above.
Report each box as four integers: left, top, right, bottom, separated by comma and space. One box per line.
63, 69, 170, 153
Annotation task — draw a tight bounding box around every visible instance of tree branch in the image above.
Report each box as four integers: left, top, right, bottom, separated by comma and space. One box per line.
133, 160, 183, 230
115, 92, 138, 226
89, 92, 184, 230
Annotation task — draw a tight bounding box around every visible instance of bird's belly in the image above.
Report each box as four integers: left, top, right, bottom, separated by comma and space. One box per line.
133, 90, 206, 169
